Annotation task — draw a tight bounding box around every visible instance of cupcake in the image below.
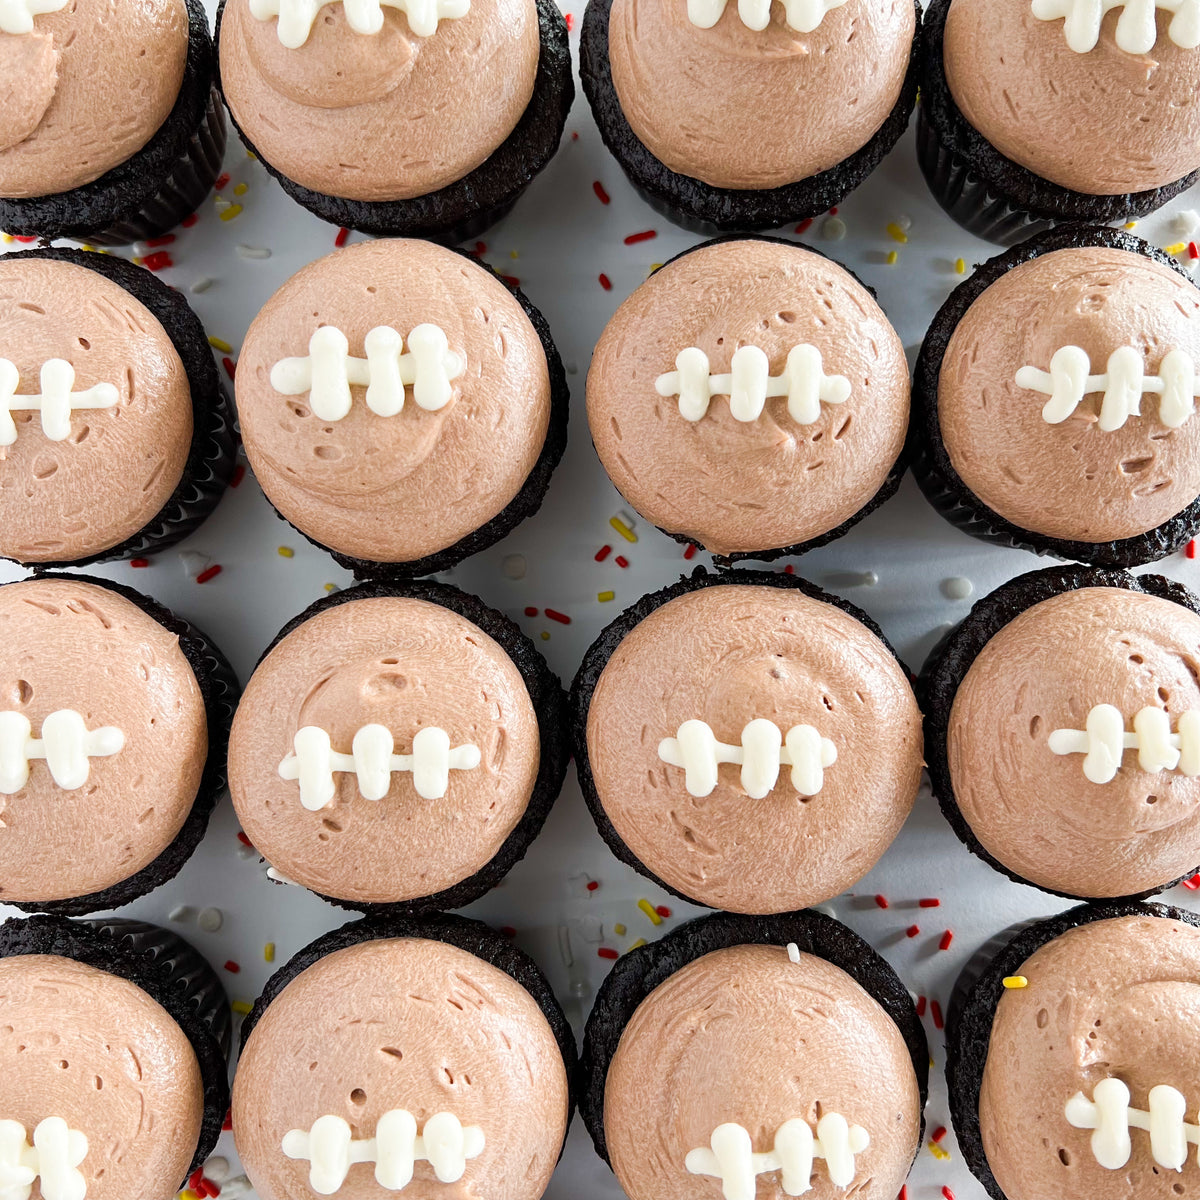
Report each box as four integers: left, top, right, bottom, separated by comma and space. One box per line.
913, 227, 1200, 569
580, 0, 919, 233
215, 0, 572, 241
581, 910, 927, 1200
919, 0, 1200, 244
0, 573, 238, 915
228, 578, 568, 912
234, 239, 568, 578
232, 912, 575, 1200
570, 568, 924, 914
0, 248, 237, 569
0, 0, 226, 245
588, 236, 911, 564
923, 563, 1200, 901
947, 900, 1200, 1200
0, 914, 231, 1200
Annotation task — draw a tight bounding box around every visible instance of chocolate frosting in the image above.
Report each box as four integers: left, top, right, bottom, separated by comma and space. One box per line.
0, 256, 193, 564
0, 953, 204, 1200
235, 239, 551, 564
587, 239, 910, 558
948, 586, 1200, 898
0, 0, 187, 198
607, 0, 915, 190
585, 583, 923, 913
232, 936, 570, 1200
981, 913, 1200, 1200
219, 0, 539, 200
604, 943, 921, 1200
944, 0, 1200, 195
228, 595, 540, 904
939, 246, 1200, 545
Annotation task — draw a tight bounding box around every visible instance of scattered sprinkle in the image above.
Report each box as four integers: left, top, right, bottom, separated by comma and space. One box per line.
787, 942, 800, 963
610, 515, 637, 543
335, 227, 350, 248
1126, 221, 1138, 230
683, 543, 697, 560
919, 897, 941, 908
0, 233, 12, 244
1002, 976, 1029, 989
931, 999, 945, 1030
564, 10, 573, 28
932, 1126, 946, 1143
222, 356, 237, 381
598, 272, 612, 291
203, 1158, 230, 1184
939, 930, 954, 951
499, 273, 520, 288
142, 251, 173, 271
198, 907, 224, 933
586, 880, 600, 892
215, 172, 231, 190
190, 277, 214, 294
821, 215, 846, 241
179, 550, 211, 578
899, 1188, 908, 1200
222, 1109, 233, 1131
231, 1001, 252, 1016
940, 576, 973, 601
475, 241, 487, 255
130, 557, 150, 568
942, 1188, 956, 1200
916, 996, 927, 1017
196, 564, 223, 584
545, 608, 570, 625
324, 582, 340, 594
500, 925, 517, 939
906, 924, 920, 938
224, 960, 241, 974
502, 553, 526, 579
1184, 873, 1200, 890
181, 213, 199, 228
595, 544, 612, 562
886, 221, 909, 244
624, 229, 657, 245
598, 590, 615, 602
929, 1142, 950, 1162
614, 923, 627, 937
233, 181, 248, 197
955, 257, 966, 274
207, 335, 232, 353
874, 894, 889, 909
615, 554, 629, 568
626, 938, 647, 952
144, 234, 176, 248
1165, 242, 1188, 256
219, 204, 244, 222
886, 250, 899, 266
637, 898, 663, 926
277, 545, 294, 558
264, 942, 275, 963
169, 905, 193, 923
235, 244, 271, 260
656, 905, 671, 918
540, 631, 550, 641
593, 180, 611, 205
597, 947, 619, 960
1188, 540, 1196, 560
794, 218, 813, 235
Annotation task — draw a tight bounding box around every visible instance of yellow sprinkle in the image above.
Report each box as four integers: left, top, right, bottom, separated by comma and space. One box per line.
637, 898, 663, 926
0, 233, 12, 243
232, 1000, 252, 1016
509, 249, 519, 260
1125, 221, 1138, 230
626, 938, 647, 953
80, 243, 96, 253
1002, 975, 1029, 989
886, 222, 909, 244
277, 545, 295, 558
233, 182, 248, 196
180, 1191, 201, 1200
207, 335, 233, 353
131, 257, 144, 266
649, 262, 663, 272
597, 590, 615, 602
929, 1141, 950, 1162
247, 149, 257, 160
610, 515, 637, 543
955, 257, 966, 275
614, 923, 627, 937
540, 631, 550, 641
1165, 242, 1187, 256
886, 250, 899, 266
323, 582, 338, 593
264, 942, 276, 963
220, 204, 244, 222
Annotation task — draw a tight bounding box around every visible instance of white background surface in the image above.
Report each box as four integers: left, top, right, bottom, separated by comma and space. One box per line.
7, 5, 1200, 1196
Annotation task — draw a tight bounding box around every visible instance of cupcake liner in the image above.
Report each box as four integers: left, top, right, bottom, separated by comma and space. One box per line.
910, 224, 1200, 568
250, 577, 569, 914
579, 908, 928, 1167
0, 913, 232, 1182
1, 248, 237, 572
920, 563, 1200, 902
579, 0, 921, 235
6, 572, 241, 917
214, 0, 573, 244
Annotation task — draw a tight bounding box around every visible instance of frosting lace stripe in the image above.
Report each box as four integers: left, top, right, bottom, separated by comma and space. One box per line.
0, 358, 118, 446
1048, 704, 1200, 784
1031, 0, 1200, 54
249, 0, 470, 46
0, 1117, 88, 1200
0, 709, 126, 796
1066, 1078, 1200, 1171
686, 0, 847, 31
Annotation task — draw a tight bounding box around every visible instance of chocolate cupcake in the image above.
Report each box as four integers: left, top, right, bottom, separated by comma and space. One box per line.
0, 914, 231, 1199
0, 248, 236, 570
232, 912, 575, 1200
924, 564, 1200, 901
580, 0, 920, 233
581, 910, 927, 1200
947, 900, 1200, 1200
0, 0, 226, 245
571, 568, 924, 914
588, 236, 911, 564
234, 238, 567, 578
0, 573, 238, 915
919, 0, 1200, 244
228, 578, 568, 913
215, 0, 571, 241
913, 227, 1200, 568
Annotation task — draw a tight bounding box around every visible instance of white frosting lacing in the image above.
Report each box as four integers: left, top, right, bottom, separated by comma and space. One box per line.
1016, 346, 1200, 432
277, 724, 482, 810
250, 0, 469, 45
282, 1112, 484, 1196
686, 0, 847, 30
685, 1116, 869, 1200
1066, 1079, 1200, 1171
1048, 704, 1200, 784
0, 710, 125, 796
1031, 0, 1200, 53
0, 1118, 88, 1200
658, 718, 837, 799
269, 325, 465, 423
0, 359, 118, 447
655, 345, 851, 425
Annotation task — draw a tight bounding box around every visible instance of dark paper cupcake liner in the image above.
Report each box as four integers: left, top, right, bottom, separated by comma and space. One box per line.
579, 0, 921, 235
214, 0, 572, 244
0, 913, 231, 1183
920, 563, 1200, 902
6, 572, 240, 917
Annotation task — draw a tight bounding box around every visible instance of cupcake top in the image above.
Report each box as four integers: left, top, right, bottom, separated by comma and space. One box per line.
604, 942, 921, 1200
980, 912, 1200, 1200
606, 0, 915, 190
584, 581, 923, 912
218, 0, 539, 201
0, 576, 208, 903
0, 951, 204, 1200
232, 935, 570, 1200
938, 244, 1200, 546
228, 593, 540, 904
235, 239, 551, 565
587, 239, 910, 558
0, 255, 194, 564
944, 0, 1200, 195
0, 0, 188, 198
948, 584, 1200, 897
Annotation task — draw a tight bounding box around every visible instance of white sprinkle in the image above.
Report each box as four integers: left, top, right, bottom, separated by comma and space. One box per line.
941, 576, 974, 601
197, 906, 224, 933
823, 570, 878, 589
502, 553, 527, 580
190, 277, 214, 294
178, 549, 212, 578
203, 1156, 230, 1184
786, 942, 801, 963
267, 866, 301, 886
821, 215, 847, 241
895, 213, 913, 232
235, 244, 271, 260
618, 509, 637, 530
168, 904, 193, 923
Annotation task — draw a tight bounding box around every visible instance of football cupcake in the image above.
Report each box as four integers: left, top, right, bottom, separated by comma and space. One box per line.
228, 578, 568, 912
913, 227, 1200, 569
581, 909, 926, 1200
571, 568, 924, 914
233, 238, 567, 578
580, 0, 919, 232
587, 237, 911, 564
232, 912, 575, 1200
0, 574, 238, 915
924, 564, 1200, 901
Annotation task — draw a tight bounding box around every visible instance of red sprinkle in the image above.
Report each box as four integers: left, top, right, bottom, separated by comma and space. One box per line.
783, 564, 794, 574
141, 251, 173, 271
593, 180, 611, 205
939, 930, 954, 951
795, 218, 813, 234
474, 241, 487, 255
599, 272, 613, 291
196, 564, 223, 584
499, 274, 520, 288
875, 894, 889, 909
1189, 540, 1197, 560
13, 235, 36, 243
571, 130, 579, 140
237, 831, 253, 848
919, 897, 941, 908
898, 1189, 908, 1200
215, 172, 230, 191
222, 356, 237, 381
683, 543, 697, 560
145, 234, 176, 248
655, 905, 671, 918
586, 880, 600, 892
189, 1169, 206, 1192
906, 924, 920, 938
564, 10, 573, 28
524, 606, 539, 617
1191, 241, 1199, 260
931, 999, 945, 1030
597, 947, 619, 960
500, 926, 517, 939
181, 213, 199, 228
829, 206, 839, 215
916, 995, 927, 1017
545, 608, 571, 625
595, 544, 612, 562
202, 1181, 220, 1199
1184, 874, 1200, 890
942, 1190, 956, 1200
624, 229, 657, 245
615, 555, 629, 568
130, 557, 150, 568
222, 1108, 233, 1132
334, 226, 350, 247
223, 960, 240, 974
230, 463, 246, 488
932, 1126, 947, 1143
